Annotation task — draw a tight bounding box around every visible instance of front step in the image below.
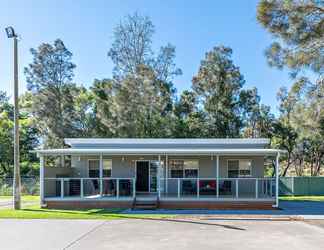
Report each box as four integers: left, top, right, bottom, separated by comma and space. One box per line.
132, 198, 159, 210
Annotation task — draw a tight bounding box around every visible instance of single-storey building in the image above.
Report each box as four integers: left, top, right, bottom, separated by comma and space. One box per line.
35, 138, 283, 209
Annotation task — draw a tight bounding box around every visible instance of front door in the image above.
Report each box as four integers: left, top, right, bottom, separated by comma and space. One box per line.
136, 161, 149, 192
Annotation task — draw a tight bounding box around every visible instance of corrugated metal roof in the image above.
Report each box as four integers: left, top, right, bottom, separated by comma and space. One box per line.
64, 138, 270, 146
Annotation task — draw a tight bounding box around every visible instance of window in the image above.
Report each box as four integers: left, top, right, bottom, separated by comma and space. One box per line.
89, 160, 99, 178
103, 159, 112, 177
169, 160, 199, 178
88, 159, 112, 178
228, 160, 252, 178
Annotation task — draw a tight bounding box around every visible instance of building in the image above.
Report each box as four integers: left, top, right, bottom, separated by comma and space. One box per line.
35, 138, 283, 209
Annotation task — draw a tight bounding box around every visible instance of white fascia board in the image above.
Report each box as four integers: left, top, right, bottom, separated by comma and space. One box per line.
34, 148, 285, 156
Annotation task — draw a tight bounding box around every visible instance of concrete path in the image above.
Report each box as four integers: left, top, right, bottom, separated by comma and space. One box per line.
1, 218, 324, 250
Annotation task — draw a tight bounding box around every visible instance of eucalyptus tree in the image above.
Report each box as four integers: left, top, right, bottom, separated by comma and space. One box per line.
25, 39, 79, 147
257, 0, 324, 77
102, 13, 181, 137
192, 46, 245, 138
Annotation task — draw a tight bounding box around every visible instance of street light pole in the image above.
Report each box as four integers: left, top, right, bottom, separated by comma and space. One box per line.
5, 27, 21, 210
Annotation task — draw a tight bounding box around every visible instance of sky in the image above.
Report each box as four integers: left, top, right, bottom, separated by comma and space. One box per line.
0, 0, 292, 114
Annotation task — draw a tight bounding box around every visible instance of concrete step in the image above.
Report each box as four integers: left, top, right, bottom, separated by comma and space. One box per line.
133, 198, 159, 210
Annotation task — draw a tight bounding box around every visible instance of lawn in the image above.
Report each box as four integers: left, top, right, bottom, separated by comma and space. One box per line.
0, 204, 173, 220
0, 195, 40, 202
280, 196, 324, 202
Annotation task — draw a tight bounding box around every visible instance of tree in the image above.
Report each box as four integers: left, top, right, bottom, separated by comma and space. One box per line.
257, 0, 324, 77
173, 90, 207, 138
24, 39, 79, 147
95, 13, 181, 138
192, 46, 245, 137
0, 92, 38, 177
108, 12, 181, 81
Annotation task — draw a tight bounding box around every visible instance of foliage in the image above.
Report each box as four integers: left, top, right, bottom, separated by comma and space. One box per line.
0, 92, 39, 177
257, 0, 324, 77
24, 39, 80, 148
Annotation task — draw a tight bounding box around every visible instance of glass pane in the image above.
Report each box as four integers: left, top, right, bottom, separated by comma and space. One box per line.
240, 160, 252, 170
89, 169, 100, 178
183, 160, 199, 169
228, 160, 239, 170
119, 180, 132, 197
89, 160, 99, 170
103, 169, 111, 178
103, 159, 112, 170
199, 180, 216, 196
184, 169, 198, 178
150, 161, 158, 192
181, 179, 197, 196
171, 170, 183, 178
102, 179, 116, 197
83, 179, 100, 197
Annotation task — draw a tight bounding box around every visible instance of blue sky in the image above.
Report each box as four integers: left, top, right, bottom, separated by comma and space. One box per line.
0, 0, 292, 114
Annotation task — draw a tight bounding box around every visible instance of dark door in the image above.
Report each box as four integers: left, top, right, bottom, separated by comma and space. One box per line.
136, 161, 149, 192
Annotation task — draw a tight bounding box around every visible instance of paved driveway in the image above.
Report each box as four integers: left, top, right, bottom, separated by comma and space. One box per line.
1, 218, 324, 250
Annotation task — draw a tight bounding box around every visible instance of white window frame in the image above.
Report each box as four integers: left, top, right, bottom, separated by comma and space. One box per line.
168, 159, 199, 179
227, 159, 252, 178
88, 158, 113, 178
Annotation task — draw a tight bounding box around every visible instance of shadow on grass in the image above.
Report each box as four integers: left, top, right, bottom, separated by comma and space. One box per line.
21, 207, 245, 231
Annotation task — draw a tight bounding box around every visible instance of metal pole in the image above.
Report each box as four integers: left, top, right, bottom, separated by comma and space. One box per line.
13, 36, 21, 210
40, 156, 45, 205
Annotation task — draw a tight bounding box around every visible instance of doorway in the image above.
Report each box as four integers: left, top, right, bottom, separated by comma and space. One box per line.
136, 161, 150, 192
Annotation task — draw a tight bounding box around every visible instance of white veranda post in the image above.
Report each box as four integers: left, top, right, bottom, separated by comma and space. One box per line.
158, 155, 161, 198
275, 152, 280, 208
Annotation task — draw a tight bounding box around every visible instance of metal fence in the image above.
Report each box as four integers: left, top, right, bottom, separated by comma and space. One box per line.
279, 177, 324, 196
0, 177, 39, 196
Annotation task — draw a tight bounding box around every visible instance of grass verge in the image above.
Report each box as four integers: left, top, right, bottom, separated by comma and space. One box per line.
0, 205, 174, 220
280, 196, 324, 202
0, 195, 40, 202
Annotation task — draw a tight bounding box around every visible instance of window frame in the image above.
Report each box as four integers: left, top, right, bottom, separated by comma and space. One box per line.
168, 159, 199, 179
227, 159, 252, 178
88, 158, 113, 178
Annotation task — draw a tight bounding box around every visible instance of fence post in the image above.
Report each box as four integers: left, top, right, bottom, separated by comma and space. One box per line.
133, 178, 136, 198
216, 155, 219, 198
116, 179, 119, 198
80, 178, 84, 198
39, 156, 45, 204
99, 154, 103, 196
177, 179, 180, 198
197, 179, 200, 198
236, 179, 239, 199
60, 178, 64, 198
255, 179, 258, 199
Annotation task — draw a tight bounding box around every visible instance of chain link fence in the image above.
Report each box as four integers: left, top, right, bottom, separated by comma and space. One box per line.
0, 177, 39, 196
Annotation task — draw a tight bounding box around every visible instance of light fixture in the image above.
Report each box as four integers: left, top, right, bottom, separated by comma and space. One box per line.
5, 26, 17, 38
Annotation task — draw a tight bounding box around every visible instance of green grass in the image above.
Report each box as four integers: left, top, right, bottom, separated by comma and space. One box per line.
280, 196, 324, 202
0, 204, 174, 220
0, 195, 40, 202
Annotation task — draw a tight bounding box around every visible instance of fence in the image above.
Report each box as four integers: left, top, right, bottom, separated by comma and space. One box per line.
279, 177, 324, 196
1, 177, 324, 196
0, 177, 39, 196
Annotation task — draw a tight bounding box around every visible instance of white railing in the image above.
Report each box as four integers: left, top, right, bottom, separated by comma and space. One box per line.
44, 177, 136, 199
159, 177, 275, 200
